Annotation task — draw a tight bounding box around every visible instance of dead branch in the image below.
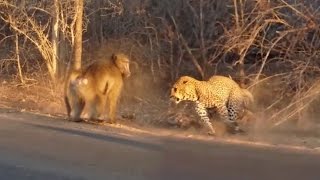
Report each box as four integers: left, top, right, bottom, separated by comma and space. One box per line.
170, 15, 204, 79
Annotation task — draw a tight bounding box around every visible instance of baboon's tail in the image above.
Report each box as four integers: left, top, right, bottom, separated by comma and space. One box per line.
241, 88, 254, 108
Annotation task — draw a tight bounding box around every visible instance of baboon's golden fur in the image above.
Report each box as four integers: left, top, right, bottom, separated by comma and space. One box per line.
64, 53, 130, 123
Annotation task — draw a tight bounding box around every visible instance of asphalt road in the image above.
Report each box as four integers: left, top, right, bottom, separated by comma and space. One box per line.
0, 111, 320, 180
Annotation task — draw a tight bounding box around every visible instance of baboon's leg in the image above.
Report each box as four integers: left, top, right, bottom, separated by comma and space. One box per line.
87, 95, 104, 120
95, 93, 107, 121
64, 96, 71, 117
70, 98, 85, 122
87, 99, 98, 120
107, 86, 122, 124
79, 99, 85, 117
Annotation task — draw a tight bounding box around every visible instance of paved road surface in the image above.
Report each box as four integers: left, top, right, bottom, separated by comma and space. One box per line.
0, 111, 319, 180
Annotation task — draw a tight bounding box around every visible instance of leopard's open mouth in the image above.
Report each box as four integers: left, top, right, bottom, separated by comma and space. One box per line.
170, 96, 181, 104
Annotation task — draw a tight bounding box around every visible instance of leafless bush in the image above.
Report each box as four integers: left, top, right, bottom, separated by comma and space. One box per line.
220, 0, 320, 127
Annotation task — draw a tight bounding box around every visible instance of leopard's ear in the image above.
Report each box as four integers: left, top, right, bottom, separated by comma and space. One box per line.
173, 87, 177, 92
111, 53, 117, 61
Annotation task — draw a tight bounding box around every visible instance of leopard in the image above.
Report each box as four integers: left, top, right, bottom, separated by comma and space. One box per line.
170, 75, 254, 135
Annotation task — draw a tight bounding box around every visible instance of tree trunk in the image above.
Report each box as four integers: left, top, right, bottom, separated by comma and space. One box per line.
89, 0, 103, 48
73, 0, 84, 70
97, 0, 103, 44
51, 0, 59, 80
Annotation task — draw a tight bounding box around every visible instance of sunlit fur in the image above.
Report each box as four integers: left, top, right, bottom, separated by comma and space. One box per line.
65, 53, 131, 123
170, 75, 254, 135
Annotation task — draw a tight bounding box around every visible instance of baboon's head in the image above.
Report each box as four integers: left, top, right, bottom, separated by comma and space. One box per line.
111, 53, 131, 78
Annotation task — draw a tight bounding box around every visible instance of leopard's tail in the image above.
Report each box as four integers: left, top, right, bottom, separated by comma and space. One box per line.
241, 88, 254, 108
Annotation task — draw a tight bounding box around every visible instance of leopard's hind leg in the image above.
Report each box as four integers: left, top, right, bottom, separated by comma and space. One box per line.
214, 101, 244, 134
226, 90, 247, 133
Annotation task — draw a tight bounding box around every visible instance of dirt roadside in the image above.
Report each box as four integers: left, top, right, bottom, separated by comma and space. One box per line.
0, 107, 320, 155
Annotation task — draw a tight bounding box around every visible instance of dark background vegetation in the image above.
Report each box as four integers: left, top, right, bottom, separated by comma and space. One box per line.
0, 0, 320, 138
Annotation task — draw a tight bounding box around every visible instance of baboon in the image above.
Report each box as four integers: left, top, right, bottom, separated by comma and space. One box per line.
65, 53, 131, 123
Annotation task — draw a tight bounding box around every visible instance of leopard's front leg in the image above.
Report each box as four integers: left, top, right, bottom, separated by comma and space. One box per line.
195, 101, 216, 135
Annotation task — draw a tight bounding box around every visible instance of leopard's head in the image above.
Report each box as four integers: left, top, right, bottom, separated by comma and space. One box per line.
170, 76, 198, 104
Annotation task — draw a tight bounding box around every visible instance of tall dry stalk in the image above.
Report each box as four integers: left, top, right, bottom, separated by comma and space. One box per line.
15, 33, 24, 84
